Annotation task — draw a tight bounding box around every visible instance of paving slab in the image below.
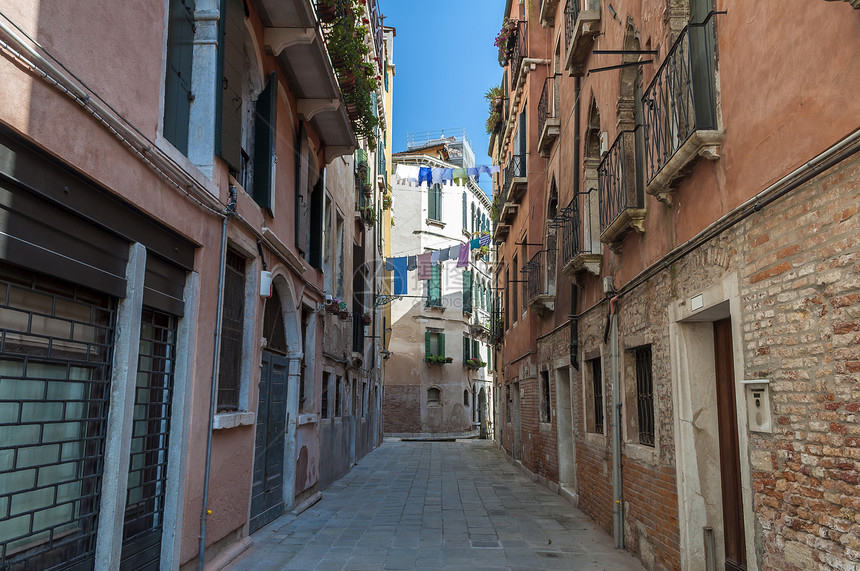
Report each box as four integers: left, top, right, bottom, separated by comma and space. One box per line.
225, 440, 643, 570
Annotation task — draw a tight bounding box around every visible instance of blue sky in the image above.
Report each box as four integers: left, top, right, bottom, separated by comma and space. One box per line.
380, 0, 506, 196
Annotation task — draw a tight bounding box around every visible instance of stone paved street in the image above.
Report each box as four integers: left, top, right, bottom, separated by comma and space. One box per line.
226, 439, 643, 570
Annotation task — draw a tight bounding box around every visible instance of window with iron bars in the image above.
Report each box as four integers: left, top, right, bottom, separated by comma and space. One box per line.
589, 357, 604, 434
634, 346, 655, 447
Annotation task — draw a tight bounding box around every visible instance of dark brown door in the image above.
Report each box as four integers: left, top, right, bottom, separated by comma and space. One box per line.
713, 319, 747, 571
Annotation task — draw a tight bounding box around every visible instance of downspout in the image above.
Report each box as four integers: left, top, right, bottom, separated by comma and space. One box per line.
609, 295, 623, 549
198, 186, 236, 570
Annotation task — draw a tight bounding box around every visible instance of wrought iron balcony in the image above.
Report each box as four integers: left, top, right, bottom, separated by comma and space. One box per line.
525, 250, 555, 313
510, 20, 529, 86
502, 154, 527, 203
598, 130, 646, 244
564, 0, 600, 77
559, 192, 601, 278
537, 77, 560, 157
642, 21, 722, 204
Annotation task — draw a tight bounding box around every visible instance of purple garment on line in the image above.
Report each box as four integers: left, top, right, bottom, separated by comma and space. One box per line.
457, 244, 470, 268
417, 252, 432, 280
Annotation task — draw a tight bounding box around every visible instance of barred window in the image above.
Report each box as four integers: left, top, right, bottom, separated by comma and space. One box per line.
540, 370, 551, 423
635, 346, 655, 446
217, 250, 246, 410
588, 357, 604, 434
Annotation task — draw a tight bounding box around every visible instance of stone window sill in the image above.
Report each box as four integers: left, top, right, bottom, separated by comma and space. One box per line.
298, 413, 318, 426
213, 411, 255, 430
427, 219, 445, 228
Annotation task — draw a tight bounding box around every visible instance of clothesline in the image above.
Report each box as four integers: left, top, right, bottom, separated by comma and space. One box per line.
384, 235, 493, 295
394, 164, 500, 186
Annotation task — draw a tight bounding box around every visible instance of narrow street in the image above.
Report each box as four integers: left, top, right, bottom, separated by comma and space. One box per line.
227, 440, 642, 571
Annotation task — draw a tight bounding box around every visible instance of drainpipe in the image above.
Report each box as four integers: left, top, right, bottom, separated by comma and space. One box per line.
609, 295, 623, 549
198, 187, 235, 570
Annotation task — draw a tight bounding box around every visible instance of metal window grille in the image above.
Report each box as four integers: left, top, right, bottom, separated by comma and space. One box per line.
635, 346, 655, 446
120, 308, 177, 569
591, 358, 603, 434
0, 263, 116, 570
321, 373, 329, 419
540, 371, 551, 423
564, 0, 580, 51
217, 251, 246, 410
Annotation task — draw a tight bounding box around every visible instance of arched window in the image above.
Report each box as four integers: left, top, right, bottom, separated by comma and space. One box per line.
463, 389, 469, 406
428, 387, 441, 405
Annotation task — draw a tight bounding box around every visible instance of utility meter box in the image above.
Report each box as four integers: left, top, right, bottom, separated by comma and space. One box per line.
742, 380, 772, 433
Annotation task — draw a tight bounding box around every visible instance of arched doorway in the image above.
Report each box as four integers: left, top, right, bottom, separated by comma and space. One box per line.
250, 277, 300, 533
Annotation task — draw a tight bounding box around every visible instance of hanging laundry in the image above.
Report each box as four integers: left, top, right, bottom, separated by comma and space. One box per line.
406, 255, 417, 271
479, 235, 491, 247
417, 252, 432, 280
431, 168, 444, 185
441, 168, 454, 182
448, 245, 460, 260
391, 257, 407, 295
453, 168, 468, 185
479, 165, 493, 178
384, 258, 396, 271
457, 243, 470, 268
490, 165, 501, 174
394, 164, 410, 184
418, 166, 432, 186
438, 248, 451, 262
430, 250, 440, 266
405, 165, 420, 185
467, 167, 479, 182
470, 237, 481, 249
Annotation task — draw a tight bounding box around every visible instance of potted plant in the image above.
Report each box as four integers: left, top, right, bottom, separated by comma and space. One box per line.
316, 0, 341, 23
338, 301, 349, 320
327, 298, 340, 313
484, 84, 505, 134
465, 357, 487, 369
362, 312, 372, 325
495, 19, 518, 65
361, 206, 376, 226
425, 355, 449, 365
381, 195, 392, 210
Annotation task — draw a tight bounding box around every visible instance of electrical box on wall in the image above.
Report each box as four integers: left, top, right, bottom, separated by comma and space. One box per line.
742, 380, 772, 433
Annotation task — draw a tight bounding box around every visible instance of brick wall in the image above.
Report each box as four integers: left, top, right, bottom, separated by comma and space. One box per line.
741, 154, 860, 569
382, 385, 421, 433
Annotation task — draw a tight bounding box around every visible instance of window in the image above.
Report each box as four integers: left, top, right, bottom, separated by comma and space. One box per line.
540, 370, 551, 423
427, 387, 441, 405
463, 334, 470, 362
323, 195, 333, 293
335, 375, 343, 417
216, 0, 277, 211
520, 237, 528, 314
163, 0, 195, 154
462, 270, 472, 313
217, 249, 246, 410
322, 372, 330, 419
471, 203, 476, 234
464, 390, 469, 406
361, 381, 367, 418
425, 331, 445, 360
427, 264, 442, 307
511, 256, 518, 322
587, 357, 604, 434
634, 346, 655, 446
352, 378, 358, 417
428, 183, 442, 221
472, 339, 480, 362
335, 213, 345, 299
505, 384, 512, 423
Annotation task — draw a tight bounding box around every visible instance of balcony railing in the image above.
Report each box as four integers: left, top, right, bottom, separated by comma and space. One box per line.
367, 0, 385, 62
537, 77, 552, 143
598, 130, 645, 240
642, 20, 720, 200
511, 20, 528, 85
502, 154, 527, 202
564, 0, 580, 49
559, 191, 602, 276
526, 251, 545, 302
538, 76, 560, 156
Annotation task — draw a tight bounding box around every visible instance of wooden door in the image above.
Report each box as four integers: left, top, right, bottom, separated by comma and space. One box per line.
713, 318, 746, 570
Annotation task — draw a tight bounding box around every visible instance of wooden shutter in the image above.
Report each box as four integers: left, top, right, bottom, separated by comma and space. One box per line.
252, 72, 277, 212
439, 333, 445, 357
472, 339, 479, 360
463, 270, 472, 313
425, 331, 431, 359
295, 126, 310, 255
163, 0, 195, 155
428, 265, 441, 306
216, 0, 244, 172
428, 183, 438, 220
463, 335, 470, 361
462, 192, 467, 229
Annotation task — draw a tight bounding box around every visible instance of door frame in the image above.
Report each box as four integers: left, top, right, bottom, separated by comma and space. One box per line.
668, 273, 758, 570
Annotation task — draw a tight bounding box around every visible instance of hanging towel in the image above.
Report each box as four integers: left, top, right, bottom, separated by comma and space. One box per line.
438, 248, 451, 262
457, 243, 470, 268
453, 168, 467, 185
431, 250, 440, 266
479, 165, 492, 178
394, 164, 409, 184
470, 237, 481, 249
407, 255, 417, 271
384, 258, 396, 271
405, 165, 420, 185
490, 165, 501, 174
431, 168, 444, 184
417, 252, 433, 280
441, 168, 454, 182
391, 257, 407, 295
448, 245, 461, 260
479, 235, 492, 247
467, 167, 480, 182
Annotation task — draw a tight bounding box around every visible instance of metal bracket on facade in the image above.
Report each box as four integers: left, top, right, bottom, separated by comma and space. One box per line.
264, 27, 316, 56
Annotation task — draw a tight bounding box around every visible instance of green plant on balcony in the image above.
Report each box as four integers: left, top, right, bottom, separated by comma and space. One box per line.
494, 19, 517, 66
484, 84, 505, 134
361, 205, 376, 226
464, 357, 486, 369
381, 195, 392, 210
425, 355, 451, 365
474, 245, 489, 260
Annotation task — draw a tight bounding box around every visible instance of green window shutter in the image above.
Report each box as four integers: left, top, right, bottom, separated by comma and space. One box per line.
252, 72, 277, 212
439, 333, 445, 357
463, 335, 470, 362
428, 265, 441, 306
216, 0, 244, 172
163, 0, 195, 155
425, 331, 431, 359
472, 339, 479, 360
462, 192, 467, 229
463, 271, 472, 313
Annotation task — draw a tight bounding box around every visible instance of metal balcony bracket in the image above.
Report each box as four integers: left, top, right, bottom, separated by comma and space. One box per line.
264, 27, 316, 56
645, 129, 724, 207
